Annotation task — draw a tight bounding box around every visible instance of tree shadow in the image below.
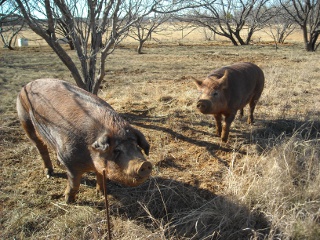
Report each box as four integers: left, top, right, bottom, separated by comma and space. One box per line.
92, 177, 276, 240
121, 112, 238, 167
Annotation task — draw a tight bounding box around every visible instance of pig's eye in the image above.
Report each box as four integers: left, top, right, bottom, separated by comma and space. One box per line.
213, 91, 218, 97
136, 145, 143, 153
114, 149, 121, 159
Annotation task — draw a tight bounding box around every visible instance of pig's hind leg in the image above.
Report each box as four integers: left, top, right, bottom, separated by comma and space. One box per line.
248, 96, 260, 124
17, 107, 53, 178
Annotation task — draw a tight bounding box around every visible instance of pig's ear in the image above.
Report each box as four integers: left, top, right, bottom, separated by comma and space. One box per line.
220, 70, 229, 89
132, 128, 150, 156
193, 79, 203, 89
92, 134, 110, 152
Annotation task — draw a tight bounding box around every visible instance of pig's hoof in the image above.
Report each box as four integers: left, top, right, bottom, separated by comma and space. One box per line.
65, 195, 76, 204
221, 137, 228, 143
96, 188, 104, 197
247, 118, 254, 124
45, 168, 54, 178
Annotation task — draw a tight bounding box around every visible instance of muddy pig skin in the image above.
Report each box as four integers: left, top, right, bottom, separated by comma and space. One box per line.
195, 62, 264, 142
16, 79, 152, 203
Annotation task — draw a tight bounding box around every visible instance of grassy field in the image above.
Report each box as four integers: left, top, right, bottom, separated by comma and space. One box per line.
1, 34, 320, 239
7, 23, 304, 48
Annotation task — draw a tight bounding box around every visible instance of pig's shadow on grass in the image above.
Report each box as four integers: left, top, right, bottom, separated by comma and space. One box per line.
242, 118, 320, 151
254, 118, 319, 139
79, 177, 274, 239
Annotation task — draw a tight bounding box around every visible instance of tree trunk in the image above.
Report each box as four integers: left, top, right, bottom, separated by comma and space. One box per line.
234, 30, 246, 45
67, 36, 75, 50
278, 31, 285, 44
6, 45, 14, 50
137, 39, 146, 54
301, 25, 314, 51
245, 29, 254, 45
228, 35, 239, 46
310, 31, 319, 51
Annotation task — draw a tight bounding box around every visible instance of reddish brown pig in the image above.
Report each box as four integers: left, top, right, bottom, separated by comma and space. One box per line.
195, 62, 264, 142
17, 79, 152, 203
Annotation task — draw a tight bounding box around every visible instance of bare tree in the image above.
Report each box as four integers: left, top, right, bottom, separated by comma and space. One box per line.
202, 26, 216, 40
280, 0, 320, 51
15, 0, 191, 94
129, 13, 171, 54
171, 20, 199, 40
0, 0, 25, 50
263, 3, 297, 48
54, 17, 75, 50
128, 1, 206, 53
183, 0, 275, 45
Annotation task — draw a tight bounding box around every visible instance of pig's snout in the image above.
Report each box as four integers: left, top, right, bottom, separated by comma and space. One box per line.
197, 99, 212, 114
128, 160, 152, 180
105, 159, 152, 187
137, 161, 152, 178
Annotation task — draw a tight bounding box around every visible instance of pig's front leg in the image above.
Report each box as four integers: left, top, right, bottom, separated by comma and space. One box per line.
213, 114, 222, 137
64, 171, 82, 203
222, 113, 236, 142
96, 172, 105, 195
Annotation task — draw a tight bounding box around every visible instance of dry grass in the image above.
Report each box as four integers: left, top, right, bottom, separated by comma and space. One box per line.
225, 123, 320, 238
1, 34, 320, 239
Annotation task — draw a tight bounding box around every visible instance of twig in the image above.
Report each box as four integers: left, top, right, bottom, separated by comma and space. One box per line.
103, 169, 112, 240
50, 202, 69, 212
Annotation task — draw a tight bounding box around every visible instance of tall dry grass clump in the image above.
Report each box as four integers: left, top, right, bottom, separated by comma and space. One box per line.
225, 122, 320, 239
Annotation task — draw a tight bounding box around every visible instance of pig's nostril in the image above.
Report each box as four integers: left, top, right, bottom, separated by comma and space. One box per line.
137, 161, 152, 178
197, 102, 207, 111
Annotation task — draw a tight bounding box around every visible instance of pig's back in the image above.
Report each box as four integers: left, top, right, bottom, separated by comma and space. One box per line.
209, 62, 264, 83
23, 78, 112, 112
210, 62, 264, 109
19, 79, 120, 148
